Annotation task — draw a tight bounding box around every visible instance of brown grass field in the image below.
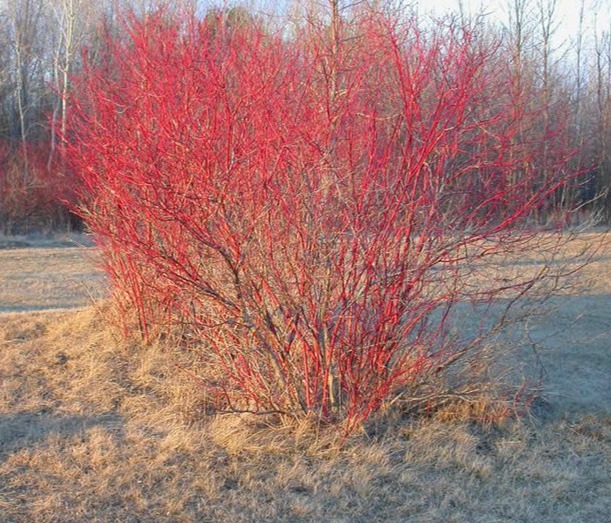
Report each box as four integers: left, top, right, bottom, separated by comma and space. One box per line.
0, 232, 609, 522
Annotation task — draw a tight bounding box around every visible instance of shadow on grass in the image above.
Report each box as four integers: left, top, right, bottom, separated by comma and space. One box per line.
0, 412, 124, 454
482, 253, 611, 268
0, 305, 93, 314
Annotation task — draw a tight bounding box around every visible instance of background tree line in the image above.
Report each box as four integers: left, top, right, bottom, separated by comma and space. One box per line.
0, 0, 610, 233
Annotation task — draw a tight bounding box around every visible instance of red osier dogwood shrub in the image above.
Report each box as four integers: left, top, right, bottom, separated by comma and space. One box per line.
66, 11, 573, 432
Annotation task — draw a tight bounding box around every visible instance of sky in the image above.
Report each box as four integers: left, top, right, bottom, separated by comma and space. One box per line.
245, 0, 611, 50
420, 0, 610, 47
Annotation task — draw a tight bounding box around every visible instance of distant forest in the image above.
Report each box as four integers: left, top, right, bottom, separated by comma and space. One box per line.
1, 0, 610, 233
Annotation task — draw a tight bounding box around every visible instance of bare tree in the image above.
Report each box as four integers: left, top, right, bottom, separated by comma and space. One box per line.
505, 0, 536, 98
47, 0, 99, 167
593, 17, 611, 215
4, 0, 50, 172
537, 0, 559, 130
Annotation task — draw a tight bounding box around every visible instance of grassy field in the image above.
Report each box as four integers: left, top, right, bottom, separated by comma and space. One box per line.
0, 234, 104, 314
0, 232, 609, 522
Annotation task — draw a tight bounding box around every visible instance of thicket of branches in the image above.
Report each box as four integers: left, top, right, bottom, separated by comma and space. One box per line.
0, 0, 604, 434
58, 3, 583, 433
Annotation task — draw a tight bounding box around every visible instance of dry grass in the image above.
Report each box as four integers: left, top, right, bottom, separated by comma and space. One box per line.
0, 232, 610, 522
